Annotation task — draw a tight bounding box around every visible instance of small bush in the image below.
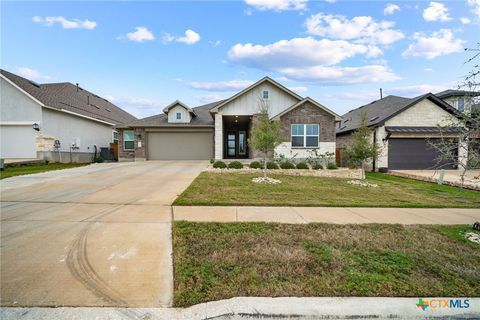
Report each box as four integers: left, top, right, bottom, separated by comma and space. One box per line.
313, 163, 323, 170
94, 156, 104, 163
327, 162, 337, 170
280, 161, 296, 169
210, 159, 215, 164
249, 161, 262, 169
213, 161, 227, 169
296, 162, 309, 170
228, 161, 243, 169
267, 161, 279, 169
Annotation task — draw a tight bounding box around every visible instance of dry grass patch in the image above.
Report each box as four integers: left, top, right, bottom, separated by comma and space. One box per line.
173, 222, 480, 307
173, 172, 480, 208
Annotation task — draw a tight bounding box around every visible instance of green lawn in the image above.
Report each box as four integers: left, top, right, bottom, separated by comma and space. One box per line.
0, 163, 89, 179
173, 222, 480, 307
173, 172, 480, 208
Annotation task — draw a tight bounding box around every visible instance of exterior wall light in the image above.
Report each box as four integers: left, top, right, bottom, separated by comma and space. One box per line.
32, 123, 40, 131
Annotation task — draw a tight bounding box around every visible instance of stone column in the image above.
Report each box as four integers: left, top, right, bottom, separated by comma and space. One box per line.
214, 113, 223, 159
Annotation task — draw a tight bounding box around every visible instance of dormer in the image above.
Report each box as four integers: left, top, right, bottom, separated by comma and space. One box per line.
163, 100, 196, 123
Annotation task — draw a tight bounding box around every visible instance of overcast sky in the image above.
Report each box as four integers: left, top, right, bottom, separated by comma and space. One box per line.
2, 0, 479, 118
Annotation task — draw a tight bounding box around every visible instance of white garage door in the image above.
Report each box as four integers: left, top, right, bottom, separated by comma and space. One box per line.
147, 130, 213, 160
0, 125, 37, 159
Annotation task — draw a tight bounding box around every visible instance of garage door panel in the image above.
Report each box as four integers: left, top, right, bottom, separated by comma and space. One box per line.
388, 138, 457, 170
147, 131, 213, 160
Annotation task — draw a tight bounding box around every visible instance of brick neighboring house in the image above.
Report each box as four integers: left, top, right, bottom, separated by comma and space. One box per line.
116, 77, 342, 161
336, 93, 466, 171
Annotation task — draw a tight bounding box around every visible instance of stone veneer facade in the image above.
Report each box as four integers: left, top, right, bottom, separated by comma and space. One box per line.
118, 128, 146, 161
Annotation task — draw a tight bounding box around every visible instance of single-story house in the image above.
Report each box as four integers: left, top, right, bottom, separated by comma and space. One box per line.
0, 69, 136, 163
336, 93, 466, 171
116, 77, 342, 161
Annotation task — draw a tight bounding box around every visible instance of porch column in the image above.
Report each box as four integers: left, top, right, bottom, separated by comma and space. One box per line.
214, 112, 223, 159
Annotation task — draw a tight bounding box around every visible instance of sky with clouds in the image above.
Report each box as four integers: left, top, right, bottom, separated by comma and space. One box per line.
1, 0, 479, 118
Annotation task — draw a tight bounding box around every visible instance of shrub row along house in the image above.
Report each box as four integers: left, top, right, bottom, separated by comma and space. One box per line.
0, 69, 136, 163
1, 68, 477, 170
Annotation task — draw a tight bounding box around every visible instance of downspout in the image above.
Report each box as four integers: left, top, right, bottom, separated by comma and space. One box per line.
372, 129, 377, 172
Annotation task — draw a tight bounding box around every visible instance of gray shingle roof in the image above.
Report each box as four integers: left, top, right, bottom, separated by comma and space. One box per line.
337, 93, 460, 135
1, 69, 137, 125
122, 99, 226, 128
435, 89, 480, 99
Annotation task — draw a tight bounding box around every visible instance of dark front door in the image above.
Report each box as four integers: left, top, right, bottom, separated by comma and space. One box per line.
388, 138, 457, 169
225, 130, 248, 158
227, 131, 236, 157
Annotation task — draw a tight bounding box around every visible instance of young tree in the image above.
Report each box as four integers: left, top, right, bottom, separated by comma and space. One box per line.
249, 99, 283, 178
429, 43, 480, 186
344, 112, 382, 180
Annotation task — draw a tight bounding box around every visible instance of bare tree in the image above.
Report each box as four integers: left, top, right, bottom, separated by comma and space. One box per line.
248, 97, 283, 178
429, 43, 480, 186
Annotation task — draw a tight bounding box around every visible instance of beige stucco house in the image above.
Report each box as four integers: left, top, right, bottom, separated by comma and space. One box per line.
116, 77, 342, 162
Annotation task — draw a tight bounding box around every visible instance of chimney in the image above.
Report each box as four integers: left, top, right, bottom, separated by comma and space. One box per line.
380, 88, 383, 99
76, 83, 79, 92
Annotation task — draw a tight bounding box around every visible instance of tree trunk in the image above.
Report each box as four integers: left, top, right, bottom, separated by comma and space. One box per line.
263, 153, 267, 178
361, 161, 365, 180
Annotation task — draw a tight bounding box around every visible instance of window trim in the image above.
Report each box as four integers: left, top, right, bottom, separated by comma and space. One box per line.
176, 112, 182, 120
291, 124, 319, 148
123, 130, 135, 151
262, 90, 269, 100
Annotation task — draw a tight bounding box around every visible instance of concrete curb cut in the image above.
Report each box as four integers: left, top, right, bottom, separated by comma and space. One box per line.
2, 297, 479, 320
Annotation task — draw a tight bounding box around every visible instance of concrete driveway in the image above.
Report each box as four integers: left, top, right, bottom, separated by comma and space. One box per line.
0, 161, 207, 308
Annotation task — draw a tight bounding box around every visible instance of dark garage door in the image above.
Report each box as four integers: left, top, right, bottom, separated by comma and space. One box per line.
388, 138, 457, 170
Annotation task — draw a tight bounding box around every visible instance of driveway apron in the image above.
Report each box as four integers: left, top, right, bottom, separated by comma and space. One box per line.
0, 161, 206, 308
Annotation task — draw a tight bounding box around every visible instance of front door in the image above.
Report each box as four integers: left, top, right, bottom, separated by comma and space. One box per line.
225, 130, 248, 158
227, 131, 236, 157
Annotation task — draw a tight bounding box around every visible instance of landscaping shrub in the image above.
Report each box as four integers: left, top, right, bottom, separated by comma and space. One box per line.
210, 159, 215, 164
296, 162, 309, 169
249, 161, 262, 169
327, 162, 337, 170
313, 163, 323, 170
228, 161, 243, 169
94, 156, 104, 163
267, 161, 279, 169
280, 161, 296, 169
213, 161, 227, 169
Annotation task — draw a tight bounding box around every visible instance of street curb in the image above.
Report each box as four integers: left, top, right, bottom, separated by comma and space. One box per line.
2, 297, 479, 319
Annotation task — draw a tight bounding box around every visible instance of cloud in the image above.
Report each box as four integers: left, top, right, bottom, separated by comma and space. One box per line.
229, 37, 382, 69
386, 83, 450, 97
460, 17, 471, 24
424, 67, 434, 72
276, 65, 399, 85
163, 29, 200, 45
190, 80, 254, 91
32, 16, 96, 30
193, 94, 226, 104
423, 2, 451, 22
467, 0, 480, 18
288, 86, 307, 94
304, 13, 404, 45
402, 29, 464, 59
384, 3, 400, 15
244, 0, 307, 12
17, 67, 51, 80
107, 96, 163, 118
120, 27, 155, 42
209, 40, 222, 47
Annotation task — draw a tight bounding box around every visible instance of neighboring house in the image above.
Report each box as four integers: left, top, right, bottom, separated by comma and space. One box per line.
0, 69, 136, 163
336, 93, 465, 171
116, 77, 341, 161
435, 89, 480, 114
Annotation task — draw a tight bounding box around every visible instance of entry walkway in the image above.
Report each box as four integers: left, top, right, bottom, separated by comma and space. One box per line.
173, 206, 480, 224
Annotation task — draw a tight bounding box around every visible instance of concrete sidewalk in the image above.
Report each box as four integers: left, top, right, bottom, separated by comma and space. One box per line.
173, 206, 480, 224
